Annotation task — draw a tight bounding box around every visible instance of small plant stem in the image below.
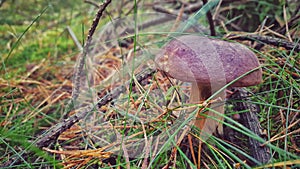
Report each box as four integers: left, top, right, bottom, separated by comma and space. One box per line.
202, 0, 216, 36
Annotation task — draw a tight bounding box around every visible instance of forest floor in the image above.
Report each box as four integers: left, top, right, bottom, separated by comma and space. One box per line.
1, 0, 299, 168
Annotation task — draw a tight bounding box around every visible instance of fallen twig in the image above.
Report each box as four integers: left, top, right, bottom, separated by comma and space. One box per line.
36, 68, 155, 148
71, 0, 111, 104
227, 34, 300, 52
202, 0, 216, 36
227, 88, 271, 165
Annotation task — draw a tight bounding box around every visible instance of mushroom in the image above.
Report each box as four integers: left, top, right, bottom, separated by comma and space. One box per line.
155, 35, 262, 139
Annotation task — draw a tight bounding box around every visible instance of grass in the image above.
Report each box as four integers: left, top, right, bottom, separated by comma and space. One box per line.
1, 0, 300, 168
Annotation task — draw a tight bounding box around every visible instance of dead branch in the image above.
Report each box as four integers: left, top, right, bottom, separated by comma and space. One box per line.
36, 68, 155, 148
202, 0, 216, 36
226, 88, 271, 165
227, 34, 300, 52
71, 0, 111, 105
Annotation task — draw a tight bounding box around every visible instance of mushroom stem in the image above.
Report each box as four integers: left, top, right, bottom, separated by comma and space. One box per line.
190, 82, 225, 138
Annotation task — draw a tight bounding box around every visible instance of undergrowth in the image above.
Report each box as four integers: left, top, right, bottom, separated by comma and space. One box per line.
1, 0, 299, 168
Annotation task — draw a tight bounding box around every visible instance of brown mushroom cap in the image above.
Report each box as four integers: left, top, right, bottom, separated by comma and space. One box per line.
155, 35, 262, 87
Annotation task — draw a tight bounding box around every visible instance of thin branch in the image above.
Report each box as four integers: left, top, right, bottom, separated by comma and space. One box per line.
227, 34, 300, 52
153, 1, 203, 15
84, 0, 100, 8
35, 0, 112, 149
62, 0, 111, 119
202, 0, 216, 36
151, 4, 209, 34
71, 0, 111, 103
36, 68, 155, 148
